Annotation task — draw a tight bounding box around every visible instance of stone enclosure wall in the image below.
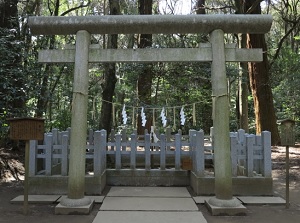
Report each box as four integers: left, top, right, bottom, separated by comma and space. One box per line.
28, 128, 273, 195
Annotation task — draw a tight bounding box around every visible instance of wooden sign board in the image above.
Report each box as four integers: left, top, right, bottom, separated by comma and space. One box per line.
7, 118, 45, 141
279, 119, 295, 146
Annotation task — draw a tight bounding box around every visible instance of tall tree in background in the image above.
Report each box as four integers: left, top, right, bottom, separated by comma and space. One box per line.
235, 0, 249, 132
34, 0, 91, 118
99, 0, 120, 132
35, 0, 59, 117
137, 0, 153, 134
244, 0, 280, 145
0, 0, 26, 118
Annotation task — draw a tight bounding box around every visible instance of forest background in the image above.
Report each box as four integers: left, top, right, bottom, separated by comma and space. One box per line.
0, 0, 300, 146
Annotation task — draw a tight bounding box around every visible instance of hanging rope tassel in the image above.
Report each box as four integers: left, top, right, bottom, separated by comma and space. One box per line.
193, 103, 196, 126
92, 97, 96, 120
173, 107, 176, 130
132, 107, 135, 127
112, 103, 115, 127
152, 108, 155, 128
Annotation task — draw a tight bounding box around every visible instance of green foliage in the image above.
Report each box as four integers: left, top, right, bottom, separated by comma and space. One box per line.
272, 49, 300, 118
271, 48, 300, 139
114, 61, 213, 134
48, 109, 72, 131
2, 0, 299, 140
0, 27, 27, 141
0, 28, 26, 110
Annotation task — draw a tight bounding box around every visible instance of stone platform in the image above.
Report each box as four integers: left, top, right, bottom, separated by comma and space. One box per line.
10, 187, 286, 222
93, 186, 207, 223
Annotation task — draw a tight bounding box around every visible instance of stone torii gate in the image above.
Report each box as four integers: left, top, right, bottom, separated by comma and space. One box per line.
28, 14, 272, 215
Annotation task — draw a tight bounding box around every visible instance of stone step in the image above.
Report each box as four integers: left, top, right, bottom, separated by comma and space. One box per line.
107, 186, 191, 197
100, 197, 198, 211
93, 211, 207, 223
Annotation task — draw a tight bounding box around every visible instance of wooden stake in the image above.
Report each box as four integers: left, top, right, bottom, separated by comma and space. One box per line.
286, 145, 290, 209
23, 141, 30, 215
193, 103, 196, 126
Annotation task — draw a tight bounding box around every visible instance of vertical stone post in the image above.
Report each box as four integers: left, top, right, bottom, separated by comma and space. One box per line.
210, 29, 232, 200
206, 30, 243, 214
57, 30, 93, 212
68, 30, 90, 199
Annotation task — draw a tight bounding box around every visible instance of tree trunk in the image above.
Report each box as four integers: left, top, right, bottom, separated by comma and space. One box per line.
238, 48, 249, 132
234, 1, 249, 132
35, 0, 60, 117
98, 0, 120, 133
245, 1, 280, 145
36, 37, 55, 117
196, 0, 205, 14
137, 0, 153, 134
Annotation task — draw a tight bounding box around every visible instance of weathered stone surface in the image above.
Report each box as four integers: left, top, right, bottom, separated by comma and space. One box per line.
100, 197, 198, 211
58, 195, 105, 204
107, 186, 191, 197
190, 172, 274, 196
28, 174, 106, 195
28, 15, 272, 35
237, 196, 286, 205
205, 199, 247, 216
207, 196, 242, 207
106, 169, 190, 186
55, 199, 94, 215
66, 30, 90, 201
211, 29, 232, 200
193, 196, 213, 204
38, 47, 263, 63
59, 197, 92, 207
10, 195, 61, 204
93, 211, 207, 223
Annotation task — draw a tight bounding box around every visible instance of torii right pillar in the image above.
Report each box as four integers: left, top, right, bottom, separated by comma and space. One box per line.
206, 29, 246, 215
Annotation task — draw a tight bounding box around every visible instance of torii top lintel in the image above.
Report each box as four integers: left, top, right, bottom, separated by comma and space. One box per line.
28, 14, 272, 35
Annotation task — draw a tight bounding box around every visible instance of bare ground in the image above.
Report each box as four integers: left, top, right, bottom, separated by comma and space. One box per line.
0, 146, 299, 223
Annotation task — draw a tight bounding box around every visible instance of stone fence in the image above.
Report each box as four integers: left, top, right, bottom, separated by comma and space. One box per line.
28, 128, 272, 196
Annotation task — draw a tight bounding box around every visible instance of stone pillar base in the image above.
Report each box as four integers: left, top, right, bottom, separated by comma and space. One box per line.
205, 197, 247, 216
55, 197, 94, 215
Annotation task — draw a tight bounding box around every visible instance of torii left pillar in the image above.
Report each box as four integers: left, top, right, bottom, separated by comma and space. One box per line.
55, 30, 94, 214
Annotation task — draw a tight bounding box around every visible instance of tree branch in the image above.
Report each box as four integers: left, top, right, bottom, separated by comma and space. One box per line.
60, 1, 91, 16
193, 4, 234, 13
245, 0, 261, 14
47, 0, 53, 15
270, 17, 300, 67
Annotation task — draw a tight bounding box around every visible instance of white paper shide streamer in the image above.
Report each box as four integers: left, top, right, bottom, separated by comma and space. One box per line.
180, 106, 186, 126
141, 107, 147, 127
150, 126, 160, 143
160, 107, 167, 127
122, 104, 128, 125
